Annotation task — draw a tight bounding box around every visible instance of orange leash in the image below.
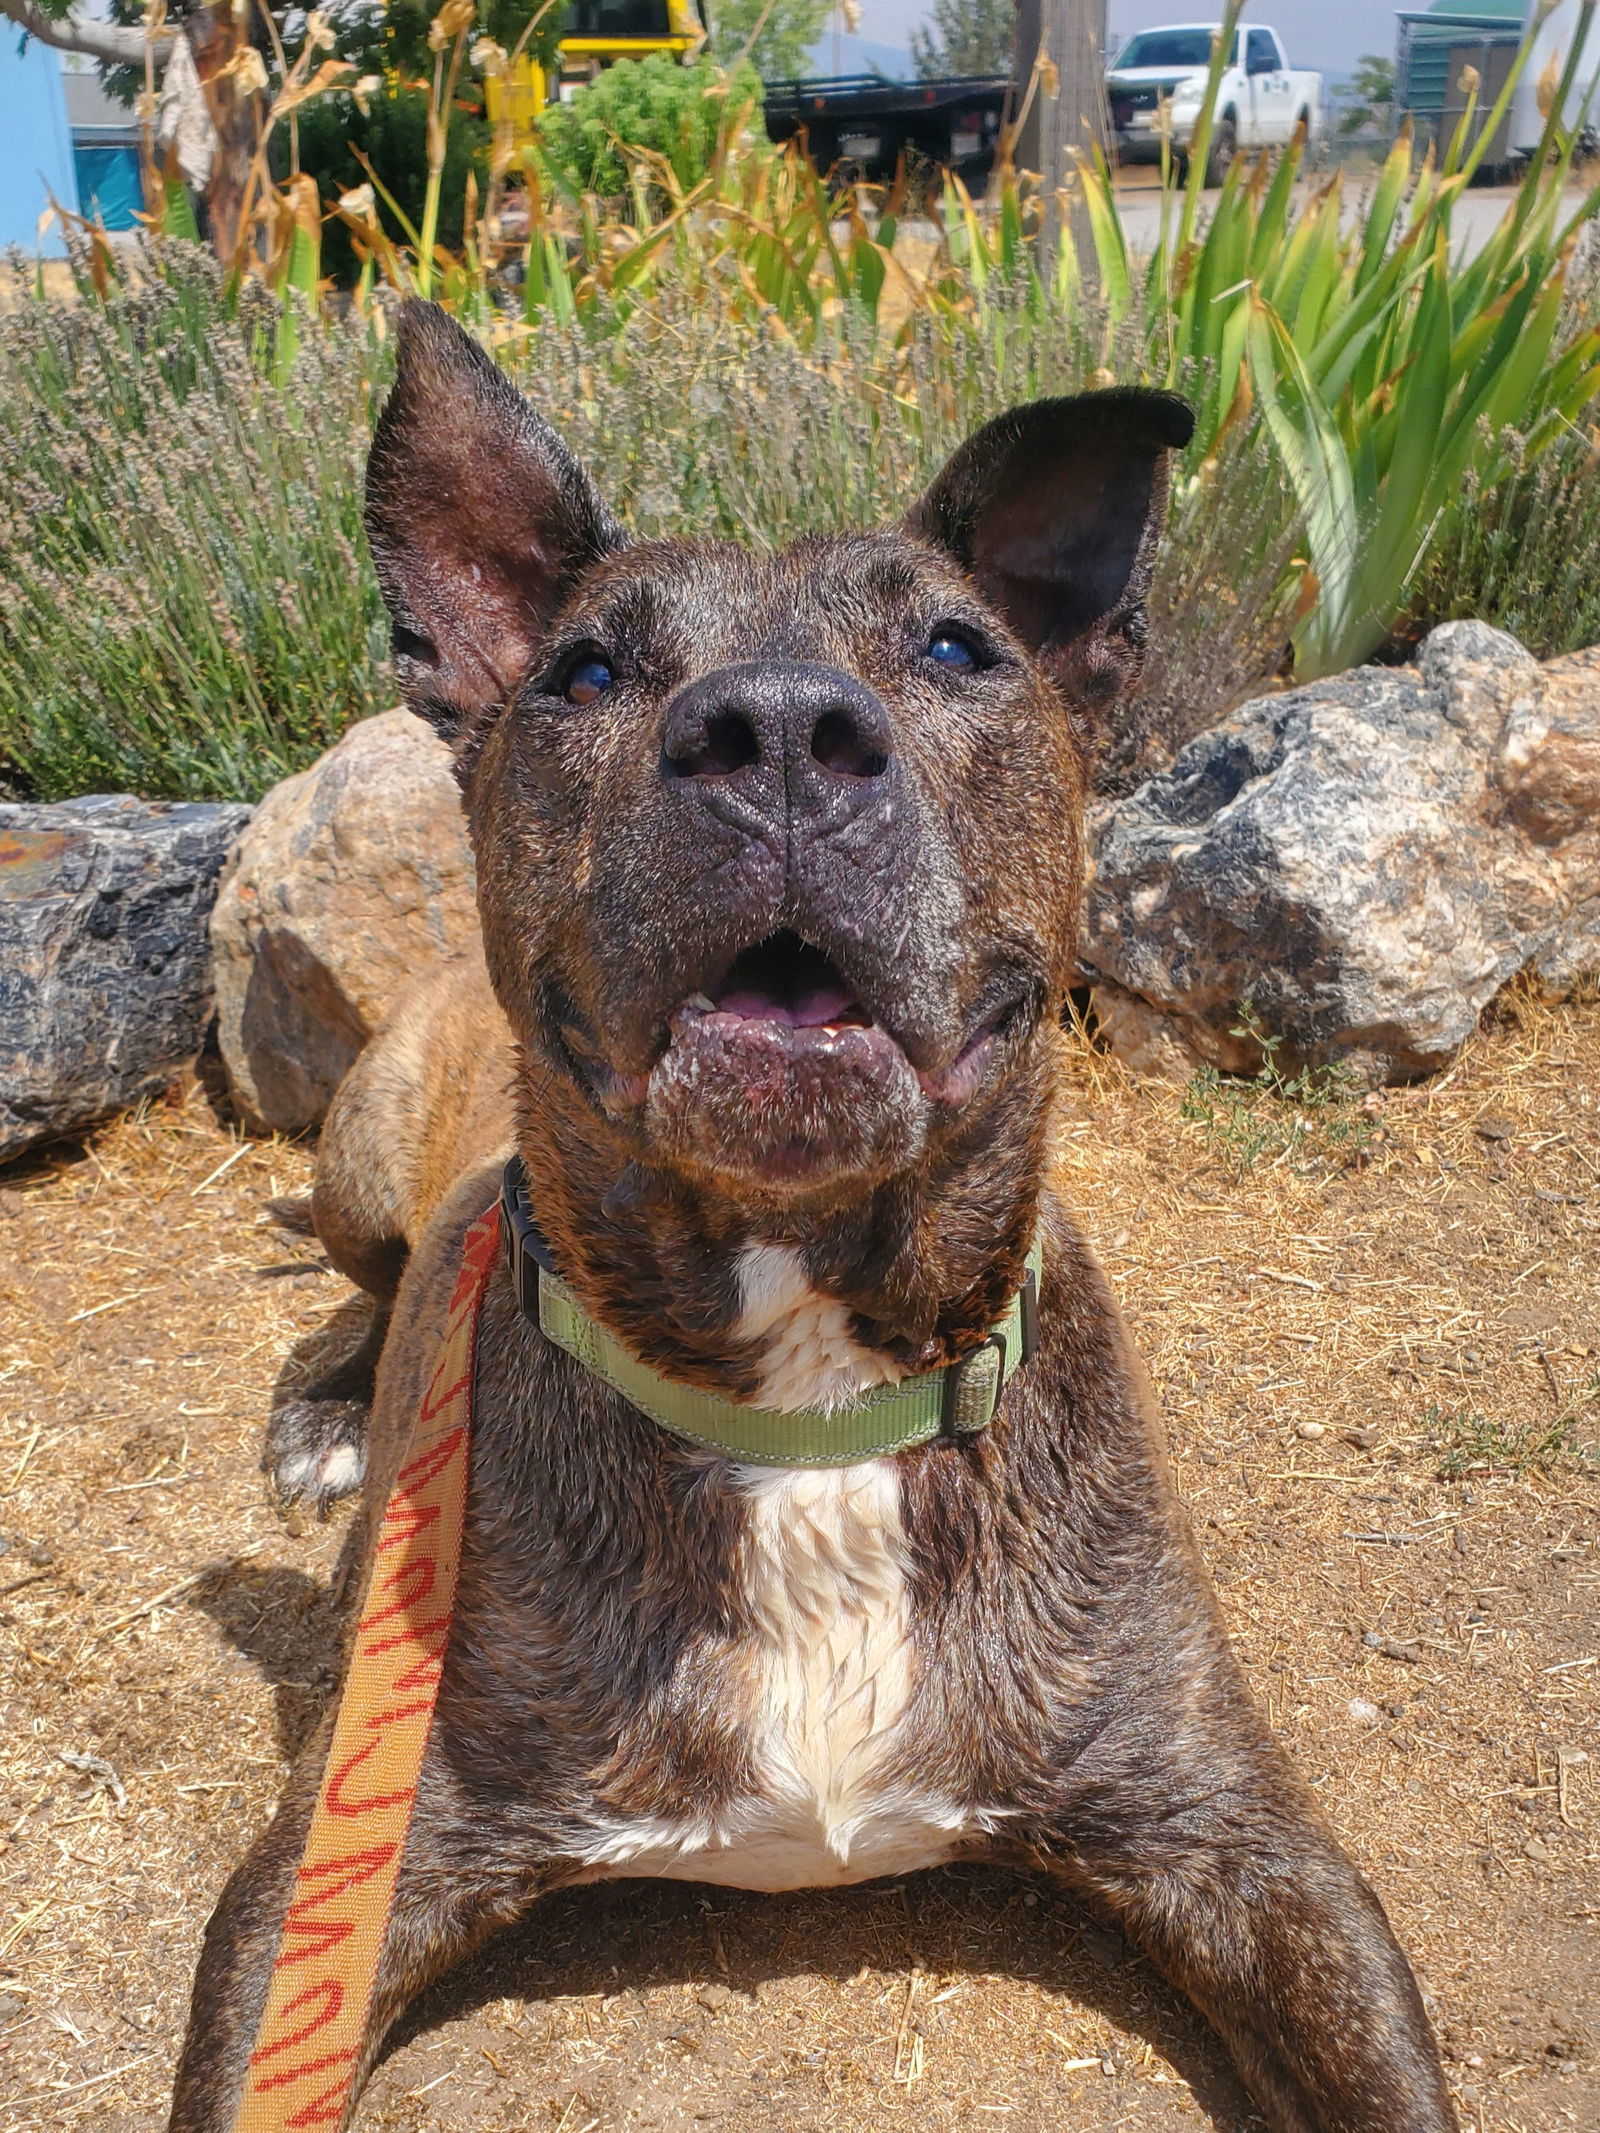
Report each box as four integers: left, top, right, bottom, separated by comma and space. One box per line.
229, 1203, 501, 2133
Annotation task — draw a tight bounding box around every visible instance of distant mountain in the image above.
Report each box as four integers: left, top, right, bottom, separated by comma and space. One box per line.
799, 30, 914, 80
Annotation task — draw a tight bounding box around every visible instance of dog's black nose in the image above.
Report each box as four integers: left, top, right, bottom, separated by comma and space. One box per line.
664, 662, 893, 790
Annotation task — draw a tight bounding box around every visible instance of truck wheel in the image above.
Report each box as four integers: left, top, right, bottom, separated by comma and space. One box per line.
1203, 116, 1237, 187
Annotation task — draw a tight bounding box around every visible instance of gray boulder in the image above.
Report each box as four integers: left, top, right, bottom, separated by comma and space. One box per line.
0, 794, 250, 1161
1083, 623, 1600, 1083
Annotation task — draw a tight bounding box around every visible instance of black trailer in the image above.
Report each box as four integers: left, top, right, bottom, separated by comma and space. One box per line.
762, 74, 1011, 184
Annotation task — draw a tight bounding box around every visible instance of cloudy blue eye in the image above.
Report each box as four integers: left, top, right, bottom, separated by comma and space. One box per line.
563, 654, 613, 707
927, 629, 977, 670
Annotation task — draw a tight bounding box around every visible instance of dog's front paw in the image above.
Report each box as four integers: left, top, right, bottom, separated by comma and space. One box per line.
264, 1399, 369, 1507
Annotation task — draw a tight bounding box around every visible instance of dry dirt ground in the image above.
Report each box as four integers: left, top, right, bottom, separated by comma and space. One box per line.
2, 994, 1598, 2133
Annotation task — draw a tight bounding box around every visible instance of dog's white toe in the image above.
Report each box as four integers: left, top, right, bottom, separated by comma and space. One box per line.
316, 1442, 365, 1497
266, 1400, 369, 1506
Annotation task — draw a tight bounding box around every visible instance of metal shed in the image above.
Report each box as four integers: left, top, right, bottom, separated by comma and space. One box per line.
1397, 1, 1522, 156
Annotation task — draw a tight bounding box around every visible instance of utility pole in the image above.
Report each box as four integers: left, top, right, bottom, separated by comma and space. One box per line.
1012, 0, 1108, 188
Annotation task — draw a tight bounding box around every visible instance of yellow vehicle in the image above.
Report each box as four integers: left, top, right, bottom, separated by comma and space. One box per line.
485, 0, 707, 140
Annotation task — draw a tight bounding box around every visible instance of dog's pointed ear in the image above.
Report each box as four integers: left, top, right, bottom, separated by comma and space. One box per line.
905, 389, 1194, 718
365, 300, 626, 738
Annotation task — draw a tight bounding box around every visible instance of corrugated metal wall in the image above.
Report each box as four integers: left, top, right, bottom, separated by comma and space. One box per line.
1399, 2, 1521, 123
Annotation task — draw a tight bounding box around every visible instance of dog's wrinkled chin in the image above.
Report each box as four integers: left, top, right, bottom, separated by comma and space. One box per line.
644, 1003, 927, 1190
576, 931, 1009, 1195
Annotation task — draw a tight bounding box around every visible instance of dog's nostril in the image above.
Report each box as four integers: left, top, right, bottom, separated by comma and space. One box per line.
669, 711, 760, 780
811, 708, 890, 780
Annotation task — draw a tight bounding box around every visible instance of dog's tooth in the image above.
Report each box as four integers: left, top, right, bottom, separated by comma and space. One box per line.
684, 993, 716, 1013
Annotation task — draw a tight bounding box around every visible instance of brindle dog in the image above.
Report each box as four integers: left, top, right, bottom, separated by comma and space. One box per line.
172, 301, 1457, 2133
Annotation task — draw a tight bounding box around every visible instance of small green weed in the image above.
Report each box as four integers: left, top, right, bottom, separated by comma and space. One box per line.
1179, 1006, 1376, 1178
1427, 1397, 1599, 1480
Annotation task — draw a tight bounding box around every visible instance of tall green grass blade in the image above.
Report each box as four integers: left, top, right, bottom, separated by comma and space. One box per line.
1078, 158, 1132, 325
160, 174, 201, 244
1175, 0, 1242, 264
1246, 298, 1359, 672
1363, 236, 1452, 595
1354, 127, 1411, 294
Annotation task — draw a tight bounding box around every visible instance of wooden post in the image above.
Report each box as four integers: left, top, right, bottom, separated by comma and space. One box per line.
1012, 0, 1109, 188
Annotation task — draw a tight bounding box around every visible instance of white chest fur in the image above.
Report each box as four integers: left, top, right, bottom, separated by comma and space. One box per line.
575, 1462, 974, 1892
735, 1242, 903, 1412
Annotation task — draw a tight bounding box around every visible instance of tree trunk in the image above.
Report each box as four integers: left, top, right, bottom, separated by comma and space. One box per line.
1012, 0, 1108, 184
186, 8, 266, 267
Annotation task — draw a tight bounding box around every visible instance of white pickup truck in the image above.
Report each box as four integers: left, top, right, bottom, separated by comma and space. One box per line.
1107, 22, 1324, 182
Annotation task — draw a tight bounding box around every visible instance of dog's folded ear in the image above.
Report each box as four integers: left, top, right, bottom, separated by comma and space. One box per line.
365, 300, 626, 739
905, 389, 1195, 723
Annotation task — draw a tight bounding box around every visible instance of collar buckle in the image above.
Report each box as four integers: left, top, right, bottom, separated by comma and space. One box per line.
940, 1329, 1006, 1439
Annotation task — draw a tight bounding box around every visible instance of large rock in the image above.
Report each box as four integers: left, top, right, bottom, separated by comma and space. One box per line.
1082, 623, 1600, 1083
0, 794, 250, 1161
211, 712, 477, 1133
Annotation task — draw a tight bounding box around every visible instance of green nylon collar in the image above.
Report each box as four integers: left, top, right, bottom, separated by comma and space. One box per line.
499, 1157, 1040, 1468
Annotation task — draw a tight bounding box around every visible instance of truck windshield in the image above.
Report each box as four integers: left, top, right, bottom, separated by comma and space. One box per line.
562, 0, 676, 33
1111, 30, 1218, 69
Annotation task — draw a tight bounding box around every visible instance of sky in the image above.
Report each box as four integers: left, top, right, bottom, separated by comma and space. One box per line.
851, 0, 1420, 80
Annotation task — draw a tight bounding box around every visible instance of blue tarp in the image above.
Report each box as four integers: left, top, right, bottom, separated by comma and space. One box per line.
73, 143, 142, 230
0, 38, 78, 252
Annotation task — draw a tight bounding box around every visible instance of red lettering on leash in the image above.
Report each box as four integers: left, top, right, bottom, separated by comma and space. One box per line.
393, 1427, 466, 1496
249, 1979, 346, 2066
418, 1368, 471, 1426
324, 1742, 416, 1819
364, 1698, 436, 1731
374, 1496, 442, 1553
357, 1553, 439, 1634
283, 2074, 358, 2128
358, 1612, 452, 1662
227, 1203, 500, 2133
275, 1848, 400, 1970
252, 2048, 360, 2095
356, 1621, 452, 1685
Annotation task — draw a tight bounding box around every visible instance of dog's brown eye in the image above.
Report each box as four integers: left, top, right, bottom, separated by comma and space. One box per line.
563, 655, 613, 707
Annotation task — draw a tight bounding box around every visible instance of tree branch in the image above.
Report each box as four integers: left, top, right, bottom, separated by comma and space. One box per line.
0, 0, 174, 68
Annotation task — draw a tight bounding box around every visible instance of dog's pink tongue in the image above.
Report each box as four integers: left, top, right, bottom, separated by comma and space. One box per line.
717, 981, 863, 1028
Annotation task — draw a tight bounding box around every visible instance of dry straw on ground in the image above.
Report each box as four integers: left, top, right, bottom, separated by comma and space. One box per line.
1, 994, 1596, 2131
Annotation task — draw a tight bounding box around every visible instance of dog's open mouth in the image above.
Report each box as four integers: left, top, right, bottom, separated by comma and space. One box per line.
654, 928, 998, 1120
659, 933, 906, 1124
696, 933, 875, 1035
686, 932, 1004, 1105
606, 929, 1019, 1187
